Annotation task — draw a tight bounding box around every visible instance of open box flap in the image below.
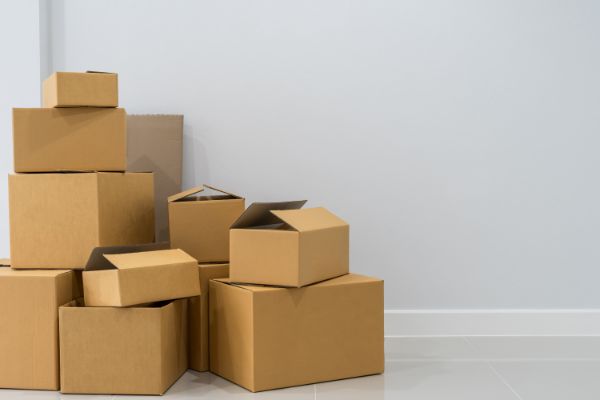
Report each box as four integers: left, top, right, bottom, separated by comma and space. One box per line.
168, 186, 204, 202
103, 248, 197, 270
84, 70, 117, 75
168, 184, 242, 203
270, 207, 348, 232
230, 200, 307, 229
85, 242, 170, 271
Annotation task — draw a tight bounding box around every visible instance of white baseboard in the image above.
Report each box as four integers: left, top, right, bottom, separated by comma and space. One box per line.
385, 309, 600, 337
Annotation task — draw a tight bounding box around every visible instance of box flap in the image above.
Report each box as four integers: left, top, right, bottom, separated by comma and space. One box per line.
270, 207, 348, 232
168, 184, 242, 202
0, 258, 10, 267
85, 70, 117, 75
103, 248, 197, 270
230, 200, 307, 229
85, 242, 170, 271
168, 186, 204, 202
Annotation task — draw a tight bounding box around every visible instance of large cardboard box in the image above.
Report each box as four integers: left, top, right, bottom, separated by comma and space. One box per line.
59, 298, 188, 395
169, 185, 245, 263
127, 114, 183, 241
13, 107, 126, 172
230, 201, 349, 287
189, 263, 229, 372
0, 268, 79, 390
42, 71, 118, 108
209, 274, 384, 392
84, 247, 200, 307
9, 172, 154, 269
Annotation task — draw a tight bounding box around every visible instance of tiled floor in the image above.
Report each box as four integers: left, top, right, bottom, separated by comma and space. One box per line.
4, 336, 600, 399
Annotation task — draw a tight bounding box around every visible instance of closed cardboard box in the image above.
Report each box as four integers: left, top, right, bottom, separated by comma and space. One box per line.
42, 71, 118, 108
189, 263, 229, 372
169, 185, 245, 263
9, 172, 154, 269
60, 298, 188, 395
13, 107, 126, 172
0, 268, 79, 390
230, 201, 349, 287
127, 114, 183, 241
83, 247, 200, 307
209, 274, 384, 392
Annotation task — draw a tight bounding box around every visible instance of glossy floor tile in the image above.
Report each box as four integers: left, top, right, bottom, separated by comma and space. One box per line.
3, 336, 600, 399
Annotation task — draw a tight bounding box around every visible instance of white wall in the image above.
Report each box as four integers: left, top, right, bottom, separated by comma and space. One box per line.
3, 1, 600, 311
0, 0, 43, 258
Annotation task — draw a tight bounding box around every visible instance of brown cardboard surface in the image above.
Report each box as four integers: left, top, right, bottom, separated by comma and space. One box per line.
189, 263, 229, 372
0, 268, 78, 390
230, 202, 349, 287
9, 172, 154, 269
13, 108, 126, 172
42, 71, 118, 108
83, 248, 200, 307
59, 298, 188, 395
169, 185, 245, 263
127, 115, 183, 241
209, 273, 384, 392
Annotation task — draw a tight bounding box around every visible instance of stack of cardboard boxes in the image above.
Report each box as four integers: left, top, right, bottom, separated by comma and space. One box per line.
1, 72, 200, 395
0, 72, 384, 396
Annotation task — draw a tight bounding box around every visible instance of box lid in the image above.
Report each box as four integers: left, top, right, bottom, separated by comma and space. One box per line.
168, 184, 242, 203
230, 200, 307, 229
85, 242, 170, 271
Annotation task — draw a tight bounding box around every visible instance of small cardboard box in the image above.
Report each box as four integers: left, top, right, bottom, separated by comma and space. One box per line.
9, 172, 154, 269
0, 268, 79, 390
230, 201, 349, 287
127, 114, 183, 241
83, 246, 200, 307
168, 185, 245, 263
59, 298, 188, 395
209, 274, 384, 392
42, 71, 118, 108
13, 107, 126, 172
189, 263, 229, 372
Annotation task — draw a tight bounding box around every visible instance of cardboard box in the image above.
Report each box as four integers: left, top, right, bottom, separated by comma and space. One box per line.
169, 185, 245, 263
189, 263, 229, 372
209, 274, 384, 392
83, 246, 200, 307
9, 172, 154, 269
0, 268, 79, 390
59, 298, 188, 395
13, 107, 126, 172
127, 114, 183, 241
42, 71, 118, 108
230, 201, 349, 287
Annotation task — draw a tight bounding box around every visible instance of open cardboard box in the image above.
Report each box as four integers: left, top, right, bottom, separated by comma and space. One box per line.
229, 201, 350, 287
168, 185, 245, 263
59, 298, 188, 395
42, 71, 118, 108
209, 274, 384, 392
83, 243, 200, 307
12, 107, 126, 172
0, 268, 79, 390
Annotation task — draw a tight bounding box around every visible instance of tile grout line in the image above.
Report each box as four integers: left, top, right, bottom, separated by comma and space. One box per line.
463, 336, 524, 400
313, 384, 317, 400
